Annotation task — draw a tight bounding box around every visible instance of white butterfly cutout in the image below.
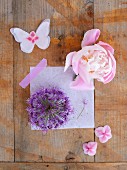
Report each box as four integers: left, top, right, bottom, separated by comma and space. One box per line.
10, 19, 50, 53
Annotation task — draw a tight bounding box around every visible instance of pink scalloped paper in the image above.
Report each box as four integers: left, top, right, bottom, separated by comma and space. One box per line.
30, 66, 94, 129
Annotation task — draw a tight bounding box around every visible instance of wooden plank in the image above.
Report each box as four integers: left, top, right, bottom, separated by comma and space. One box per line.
94, 0, 127, 162
0, 0, 14, 161
0, 163, 126, 170
13, 0, 94, 162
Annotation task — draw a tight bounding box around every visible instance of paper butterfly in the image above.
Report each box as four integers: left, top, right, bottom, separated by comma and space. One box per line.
10, 19, 50, 53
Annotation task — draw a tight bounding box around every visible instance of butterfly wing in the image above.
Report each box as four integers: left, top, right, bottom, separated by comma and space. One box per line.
10, 28, 35, 53
20, 39, 35, 53
10, 28, 29, 42
35, 19, 50, 50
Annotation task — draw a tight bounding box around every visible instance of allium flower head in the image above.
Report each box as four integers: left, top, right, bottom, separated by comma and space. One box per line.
26, 87, 73, 130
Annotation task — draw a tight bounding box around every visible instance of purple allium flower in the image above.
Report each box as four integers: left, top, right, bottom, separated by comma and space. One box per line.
26, 87, 73, 131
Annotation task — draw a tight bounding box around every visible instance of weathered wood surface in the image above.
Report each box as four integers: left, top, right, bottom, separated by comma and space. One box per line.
0, 0, 14, 161
0, 163, 127, 170
94, 0, 127, 162
13, 0, 94, 162
0, 0, 127, 166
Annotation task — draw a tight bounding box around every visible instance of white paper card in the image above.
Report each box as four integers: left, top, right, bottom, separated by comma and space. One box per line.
30, 67, 94, 129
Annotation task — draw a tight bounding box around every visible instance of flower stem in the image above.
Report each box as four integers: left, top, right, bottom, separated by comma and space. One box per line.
77, 107, 84, 119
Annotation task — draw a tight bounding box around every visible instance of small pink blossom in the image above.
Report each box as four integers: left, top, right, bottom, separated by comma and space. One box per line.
83, 142, 97, 156
64, 29, 116, 90
95, 125, 112, 143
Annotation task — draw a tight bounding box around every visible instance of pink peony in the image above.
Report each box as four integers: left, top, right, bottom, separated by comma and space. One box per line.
64, 29, 116, 90
83, 142, 97, 156
95, 125, 112, 143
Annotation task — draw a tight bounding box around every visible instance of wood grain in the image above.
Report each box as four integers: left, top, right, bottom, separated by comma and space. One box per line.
0, 163, 126, 170
13, 0, 94, 162
0, 0, 126, 164
0, 0, 14, 161
94, 0, 127, 162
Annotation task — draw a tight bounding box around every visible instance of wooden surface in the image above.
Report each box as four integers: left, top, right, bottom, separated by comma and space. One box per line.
94, 0, 127, 162
0, 0, 14, 161
0, 163, 126, 170
13, 0, 94, 162
0, 0, 127, 169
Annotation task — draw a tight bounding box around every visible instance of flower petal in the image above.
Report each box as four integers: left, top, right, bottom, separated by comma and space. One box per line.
95, 125, 112, 143
95, 127, 104, 138
72, 49, 86, 75
81, 29, 100, 47
71, 45, 107, 76
82, 44, 107, 55
83, 143, 89, 154
104, 125, 111, 133
106, 133, 112, 139
99, 135, 109, 143
103, 50, 116, 84
87, 142, 97, 150
87, 149, 97, 156
70, 75, 94, 91
98, 41, 114, 55
83, 142, 97, 156
104, 125, 112, 139
64, 52, 76, 72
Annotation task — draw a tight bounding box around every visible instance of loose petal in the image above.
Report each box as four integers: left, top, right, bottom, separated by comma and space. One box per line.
95, 125, 112, 143
83, 142, 97, 156
81, 29, 100, 47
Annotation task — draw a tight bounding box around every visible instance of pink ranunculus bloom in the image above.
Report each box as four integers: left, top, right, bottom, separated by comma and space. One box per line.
83, 142, 97, 156
95, 125, 112, 143
64, 29, 116, 90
